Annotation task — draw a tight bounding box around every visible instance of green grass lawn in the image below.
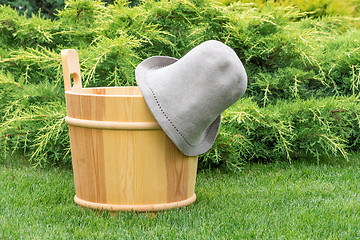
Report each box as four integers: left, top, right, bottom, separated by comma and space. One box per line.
1, 154, 360, 239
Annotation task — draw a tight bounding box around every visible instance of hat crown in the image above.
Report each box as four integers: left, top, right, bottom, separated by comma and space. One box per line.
136, 40, 247, 156
163, 40, 247, 113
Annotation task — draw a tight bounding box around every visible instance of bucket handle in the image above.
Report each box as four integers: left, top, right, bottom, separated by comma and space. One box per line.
61, 49, 82, 92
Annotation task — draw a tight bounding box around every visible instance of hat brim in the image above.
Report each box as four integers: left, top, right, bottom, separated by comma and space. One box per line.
135, 56, 221, 156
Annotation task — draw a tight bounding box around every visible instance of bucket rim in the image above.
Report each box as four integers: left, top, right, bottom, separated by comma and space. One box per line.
65, 86, 143, 97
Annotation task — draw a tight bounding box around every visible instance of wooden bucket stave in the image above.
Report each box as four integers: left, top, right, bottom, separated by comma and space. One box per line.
61, 50, 198, 212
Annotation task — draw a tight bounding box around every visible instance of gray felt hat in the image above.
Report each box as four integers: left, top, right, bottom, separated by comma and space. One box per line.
135, 40, 247, 156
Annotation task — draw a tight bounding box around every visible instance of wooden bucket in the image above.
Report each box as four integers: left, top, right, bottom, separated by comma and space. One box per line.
61, 49, 198, 212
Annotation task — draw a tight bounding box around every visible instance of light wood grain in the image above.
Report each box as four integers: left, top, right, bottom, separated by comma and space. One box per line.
61, 49, 82, 92
74, 194, 196, 212
62, 49, 198, 211
65, 116, 161, 130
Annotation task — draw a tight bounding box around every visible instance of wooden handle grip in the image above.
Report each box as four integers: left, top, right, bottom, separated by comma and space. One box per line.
61, 49, 82, 91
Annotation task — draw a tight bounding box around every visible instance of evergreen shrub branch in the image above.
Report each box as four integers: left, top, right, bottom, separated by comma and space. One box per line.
0, 72, 69, 166
201, 96, 360, 170
0, 0, 359, 169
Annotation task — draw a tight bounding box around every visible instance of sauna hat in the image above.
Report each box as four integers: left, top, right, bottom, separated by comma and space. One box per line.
135, 40, 247, 156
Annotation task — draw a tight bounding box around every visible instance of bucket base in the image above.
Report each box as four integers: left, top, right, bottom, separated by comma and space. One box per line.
74, 194, 196, 212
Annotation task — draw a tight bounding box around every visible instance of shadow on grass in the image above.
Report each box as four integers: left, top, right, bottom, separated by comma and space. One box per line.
1, 150, 360, 238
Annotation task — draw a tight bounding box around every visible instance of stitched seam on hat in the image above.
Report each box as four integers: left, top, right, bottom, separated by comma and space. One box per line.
147, 65, 214, 148
147, 86, 197, 147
